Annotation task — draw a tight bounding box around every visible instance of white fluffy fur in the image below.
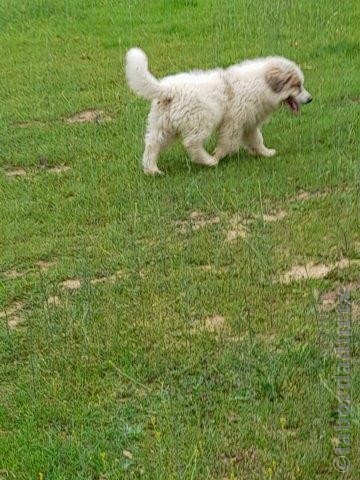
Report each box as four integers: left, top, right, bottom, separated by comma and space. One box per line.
126, 48, 312, 174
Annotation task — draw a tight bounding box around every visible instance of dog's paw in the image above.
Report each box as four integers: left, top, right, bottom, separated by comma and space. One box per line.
192, 155, 218, 167
206, 157, 219, 167
202, 155, 219, 167
144, 167, 164, 176
262, 148, 276, 157
248, 147, 276, 157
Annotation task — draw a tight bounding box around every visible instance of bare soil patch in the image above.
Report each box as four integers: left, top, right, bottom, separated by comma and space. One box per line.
37, 260, 57, 271
47, 165, 71, 174
280, 258, 358, 284
0, 301, 25, 329
90, 270, 124, 285
4, 168, 27, 178
60, 279, 82, 290
320, 281, 360, 316
175, 211, 220, 233
3, 269, 27, 280
190, 315, 227, 335
45, 296, 61, 307
226, 210, 286, 242
254, 210, 287, 222
290, 189, 329, 202
7, 316, 23, 329
196, 264, 229, 274
220, 446, 259, 467
3, 261, 56, 280
66, 110, 112, 124
60, 269, 124, 290
0, 301, 24, 319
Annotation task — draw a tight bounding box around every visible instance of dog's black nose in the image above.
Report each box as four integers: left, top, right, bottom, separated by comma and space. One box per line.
306, 96, 313, 104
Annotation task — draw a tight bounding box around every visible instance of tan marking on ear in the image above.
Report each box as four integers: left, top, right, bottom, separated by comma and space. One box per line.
289, 74, 301, 89
265, 68, 284, 93
266, 68, 296, 93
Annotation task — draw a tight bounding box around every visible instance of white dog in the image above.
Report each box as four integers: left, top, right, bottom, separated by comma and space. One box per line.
126, 48, 312, 174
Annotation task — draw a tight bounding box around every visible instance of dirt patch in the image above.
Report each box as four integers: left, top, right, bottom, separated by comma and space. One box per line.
226, 228, 247, 242
60, 270, 124, 289
66, 110, 112, 124
175, 211, 220, 233
90, 270, 124, 285
45, 296, 61, 307
38, 158, 71, 174
279, 258, 358, 284
320, 281, 360, 315
5, 163, 70, 178
226, 210, 286, 243
3, 269, 28, 280
0, 301, 24, 329
220, 446, 258, 466
281, 263, 333, 283
47, 165, 71, 174
227, 226, 248, 242
190, 315, 226, 335
60, 279, 82, 290
256, 332, 278, 345
204, 315, 226, 332
226, 214, 250, 242
0, 301, 24, 319
4, 168, 27, 178
254, 210, 287, 222
349, 95, 360, 104
196, 264, 229, 274
320, 289, 338, 311
290, 189, 328, 202
122, 450, 133, 460
7, 316, 23, 329
3, 261, 56, 280
294, 190, 311, 201
37, 260, 57, 271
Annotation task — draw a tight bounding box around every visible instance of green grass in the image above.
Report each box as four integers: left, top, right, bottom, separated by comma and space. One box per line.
0, 1, 359, 478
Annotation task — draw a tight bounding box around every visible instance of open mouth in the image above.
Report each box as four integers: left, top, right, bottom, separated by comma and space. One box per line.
284, 96, 299, 115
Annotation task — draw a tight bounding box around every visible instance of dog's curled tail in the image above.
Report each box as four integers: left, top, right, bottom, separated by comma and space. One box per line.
125, 48, 165, 100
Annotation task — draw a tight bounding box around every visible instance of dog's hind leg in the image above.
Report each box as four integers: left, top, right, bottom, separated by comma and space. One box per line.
142, 116, 174, 175
242, 128, 276, 157
142, 137, 164, 175
141, 102, 175, 175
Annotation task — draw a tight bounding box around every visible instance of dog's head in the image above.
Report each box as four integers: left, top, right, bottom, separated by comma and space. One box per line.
265, 58, 312, 114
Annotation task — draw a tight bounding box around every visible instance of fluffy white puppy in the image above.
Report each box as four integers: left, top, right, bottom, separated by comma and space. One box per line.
126, 48, 312, 174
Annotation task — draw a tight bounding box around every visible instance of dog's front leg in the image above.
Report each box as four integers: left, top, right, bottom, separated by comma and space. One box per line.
213, 128, 242, 162
183, 138, 218, 167
243, 128, 276, 157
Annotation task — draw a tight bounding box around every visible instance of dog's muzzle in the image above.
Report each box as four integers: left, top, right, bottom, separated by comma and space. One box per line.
298, 90, 312, 105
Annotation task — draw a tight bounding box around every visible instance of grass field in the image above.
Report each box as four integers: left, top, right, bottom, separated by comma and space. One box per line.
0, 1, 359, 478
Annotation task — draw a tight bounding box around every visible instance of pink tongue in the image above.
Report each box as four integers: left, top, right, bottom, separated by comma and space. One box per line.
288, 97, 299, 114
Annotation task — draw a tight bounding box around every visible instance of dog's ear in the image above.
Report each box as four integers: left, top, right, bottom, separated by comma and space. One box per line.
265, 67, 294, 93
